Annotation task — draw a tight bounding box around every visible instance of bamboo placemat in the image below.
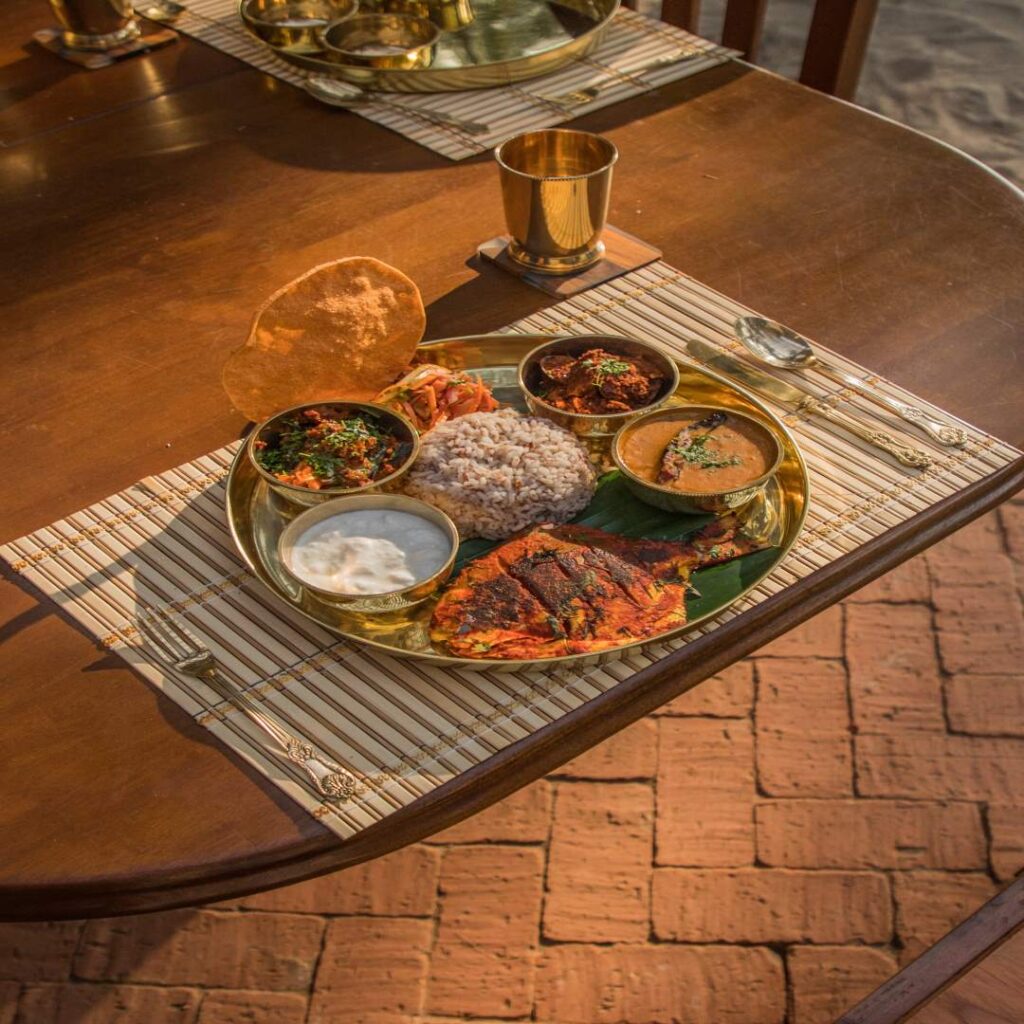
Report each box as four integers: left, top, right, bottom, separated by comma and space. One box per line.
3, 260, 1019, 838
169, 1, 736, 160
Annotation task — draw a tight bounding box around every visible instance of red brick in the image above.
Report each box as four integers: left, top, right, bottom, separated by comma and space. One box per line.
933, 581, 1024, 675
75, 911, 323, 991
846, 603, 944, 732
534, 945, 784, 1024
756, 799, 986, 870
756, 659, 852, 796
17, 983, 199, 1023
239, 845, 439, 915
894, 871, 996, 965
789, 946, 897, 1024
656, 661, 754, 717
656, 718, 754, 866
856, 732, 1024, 801
652, 868, 891, 943
946, 675, 1024, 736
544, 782, 652, 942
558, 718, 657, 779
198, 990, 307, 1024
847, 556, 931, 604
758, 605, 842, 658
0, 982, 16, 1024
427, 846, 543, 1018
925, 514, 1011, 588
989, 805, 1024, 881
0, 922, 81, 982
309, 917, 430, 1023
426, 781, 551, 844
1000, 500, 1024, 561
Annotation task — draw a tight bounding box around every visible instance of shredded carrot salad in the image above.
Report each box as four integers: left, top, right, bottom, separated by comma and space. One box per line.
376, 364, 499, 432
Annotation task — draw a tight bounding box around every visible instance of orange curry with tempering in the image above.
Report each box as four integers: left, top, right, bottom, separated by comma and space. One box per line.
620, 410, 777, 493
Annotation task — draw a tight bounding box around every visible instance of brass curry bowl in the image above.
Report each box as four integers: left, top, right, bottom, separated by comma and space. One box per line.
277, 493, 459, 615
246, 400, 419, 509
240, 0, 357, 52
518, 334, 680, 441
318, 12, 440, 68
612, 404, 785, 515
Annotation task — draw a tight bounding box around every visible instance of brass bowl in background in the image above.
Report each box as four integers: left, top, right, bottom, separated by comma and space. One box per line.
278, 494, 459, 614
379, 0, 475, 31
318, 12, 439, 68
240, 0, 357, 52
518, 335, 680, 441
612, 404, 785, 514
246, 401, 419, 509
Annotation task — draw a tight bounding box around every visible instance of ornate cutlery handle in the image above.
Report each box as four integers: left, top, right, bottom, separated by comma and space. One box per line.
798, 397, 933, 469
202, 669, 356, 803
817, 363, 967, 448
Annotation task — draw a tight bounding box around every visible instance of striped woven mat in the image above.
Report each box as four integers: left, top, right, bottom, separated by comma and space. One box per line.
3, 260, 1018, 838
169, 1, 736, 160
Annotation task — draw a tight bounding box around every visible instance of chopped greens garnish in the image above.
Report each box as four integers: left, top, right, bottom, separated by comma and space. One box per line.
666, 433, 743, 471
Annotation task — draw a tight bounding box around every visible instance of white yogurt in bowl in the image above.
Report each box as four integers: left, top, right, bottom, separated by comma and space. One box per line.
278, 495, 459, 611
288, 509, 452, 595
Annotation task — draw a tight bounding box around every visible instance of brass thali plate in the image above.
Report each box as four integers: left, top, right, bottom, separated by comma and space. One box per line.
225, 333, 810, 670
240, 0, 620, 92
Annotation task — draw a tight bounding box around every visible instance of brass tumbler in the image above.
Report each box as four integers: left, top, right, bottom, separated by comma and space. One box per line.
48, 0, 141, 49
495, 128, 618, 275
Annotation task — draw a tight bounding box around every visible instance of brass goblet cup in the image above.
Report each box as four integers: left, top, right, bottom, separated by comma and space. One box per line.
495, 128, 618, 275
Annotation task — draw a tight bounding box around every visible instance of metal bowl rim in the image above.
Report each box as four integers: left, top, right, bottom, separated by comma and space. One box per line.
517, 334, 681, 423
277, 492, 459, 602
240, 0, 357, 28
611, 403, 786, 499
318, 11, 441, 55
245, 399, 420, 500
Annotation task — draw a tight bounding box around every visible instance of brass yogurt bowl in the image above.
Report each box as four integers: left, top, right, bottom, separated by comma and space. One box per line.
318, 12, 439, 68
240, 0, 358, 52
247, 400, 419, 509
277, 493, 459, 614
612, 404, 785, 514
518, 335, 680, 440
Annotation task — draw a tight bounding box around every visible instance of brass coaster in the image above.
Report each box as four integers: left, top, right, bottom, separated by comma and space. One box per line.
477, 225, 662, 298
33, 26, 178, 69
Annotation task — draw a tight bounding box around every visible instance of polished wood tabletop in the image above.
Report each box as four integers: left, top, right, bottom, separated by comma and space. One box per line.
2, 0, 1022, 919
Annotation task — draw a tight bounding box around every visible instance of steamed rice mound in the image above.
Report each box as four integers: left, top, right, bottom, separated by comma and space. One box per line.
404, 410, 596, 540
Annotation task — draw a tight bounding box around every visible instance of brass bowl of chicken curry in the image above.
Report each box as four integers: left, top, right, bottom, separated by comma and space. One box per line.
612, 404, 784, 515
517, 335, 679, 440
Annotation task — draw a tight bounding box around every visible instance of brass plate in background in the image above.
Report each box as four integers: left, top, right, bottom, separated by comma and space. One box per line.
225, 333, 810, 670
239, 0, 619, 92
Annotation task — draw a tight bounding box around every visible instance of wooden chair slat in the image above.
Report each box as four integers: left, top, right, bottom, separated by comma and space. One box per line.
799, 0, 881, 100
720, 0, 767, 61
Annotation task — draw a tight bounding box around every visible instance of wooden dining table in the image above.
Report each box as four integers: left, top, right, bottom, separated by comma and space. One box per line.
2, 0, 1022, 921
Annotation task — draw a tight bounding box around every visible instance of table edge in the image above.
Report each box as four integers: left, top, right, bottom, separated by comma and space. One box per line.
3, 455, 1021, 920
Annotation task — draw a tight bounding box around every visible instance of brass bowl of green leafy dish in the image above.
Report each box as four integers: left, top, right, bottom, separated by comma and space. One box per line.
246, 400, 419, 508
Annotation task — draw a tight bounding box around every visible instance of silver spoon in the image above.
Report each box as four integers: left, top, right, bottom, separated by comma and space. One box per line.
305, 75, 490, 137
735, 316, 967, 448
134, 0, 184, 21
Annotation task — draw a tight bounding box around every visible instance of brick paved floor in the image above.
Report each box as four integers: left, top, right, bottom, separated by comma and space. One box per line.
2, 500, 1022, 1024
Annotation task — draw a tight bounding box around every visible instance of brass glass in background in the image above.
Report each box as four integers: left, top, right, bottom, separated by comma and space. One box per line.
48, 0, 140, 49
495, 129, 618, 274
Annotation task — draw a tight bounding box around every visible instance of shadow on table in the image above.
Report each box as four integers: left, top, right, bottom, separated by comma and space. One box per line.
235, 59, 751, 175
0, 487, 318, 841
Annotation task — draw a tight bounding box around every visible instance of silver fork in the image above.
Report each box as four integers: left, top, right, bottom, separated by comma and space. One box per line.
135, 607, 356, 803
538, 49, 701, 109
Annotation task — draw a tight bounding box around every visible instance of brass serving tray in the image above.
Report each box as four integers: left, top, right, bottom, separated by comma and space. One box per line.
241, 0, 619, 92
225, 333, 809, 670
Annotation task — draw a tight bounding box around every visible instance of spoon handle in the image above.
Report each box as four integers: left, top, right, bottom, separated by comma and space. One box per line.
814, 362, 967, 448
796, 396, 933, 469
